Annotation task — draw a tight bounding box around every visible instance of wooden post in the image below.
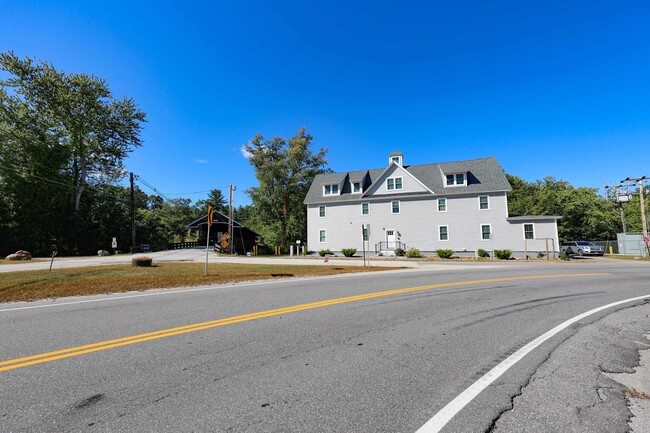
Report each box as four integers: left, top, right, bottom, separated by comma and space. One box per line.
545, 238, 549, 260
130, 172, 136, 253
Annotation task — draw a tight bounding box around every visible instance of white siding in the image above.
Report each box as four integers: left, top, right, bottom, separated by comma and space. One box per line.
307, 192, 559, 254
364, 164, 429, 196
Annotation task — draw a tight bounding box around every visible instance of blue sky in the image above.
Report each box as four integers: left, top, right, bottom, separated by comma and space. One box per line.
2, 1, 649, 206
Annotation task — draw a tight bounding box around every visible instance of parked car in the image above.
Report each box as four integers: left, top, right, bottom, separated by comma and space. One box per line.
560, 241, 604, 256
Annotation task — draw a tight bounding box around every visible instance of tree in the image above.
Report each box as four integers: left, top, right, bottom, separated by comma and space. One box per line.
0, 51, 145, 211
0, 52, 145, 255
506, 174, 620, 241
244, 128, 329, 247
194, 189, 228, 215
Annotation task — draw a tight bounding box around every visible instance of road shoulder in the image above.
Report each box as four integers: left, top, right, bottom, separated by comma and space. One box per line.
493, 302, 650, 432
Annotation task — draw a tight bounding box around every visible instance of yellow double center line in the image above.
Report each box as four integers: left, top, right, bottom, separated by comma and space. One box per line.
0, 273, 608, 373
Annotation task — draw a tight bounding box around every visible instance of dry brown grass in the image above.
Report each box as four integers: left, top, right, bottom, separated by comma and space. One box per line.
625, 388, 650, 400
0, 263, 402, 303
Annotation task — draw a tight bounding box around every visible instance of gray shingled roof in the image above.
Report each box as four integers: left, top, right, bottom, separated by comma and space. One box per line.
304, 156, 512, 205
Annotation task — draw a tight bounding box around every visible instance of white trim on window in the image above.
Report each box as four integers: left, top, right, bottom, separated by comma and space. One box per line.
437, 197, 447, 212
361, 202, 370, 216
323, 184, 340, 196
445, 173, 467, 187
480, 224, 492, 241
438, 225, 449, 241
479, 195, 489, 210
352, 182, 362, 194
318, 205, 326, 218
386, 177, 403, 191
319, 229, 326, 243
524, 223, 535, 240
391, 200, 400, 214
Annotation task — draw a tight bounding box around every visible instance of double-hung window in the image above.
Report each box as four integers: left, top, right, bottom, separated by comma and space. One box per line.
352, 182, 362, 193
318, 205, 326, 218
319, 230, 326, 243
391, 201, 400, 214
387, 177, 403, 191
481, 224, 491, 240
479, 195, 489, 210
361, 202, 369, 215
438, 198, 447, 212
439, 225, 449, 241
524, 223, 535, 240
445, 173, 466, 186
323, 184, 339, 196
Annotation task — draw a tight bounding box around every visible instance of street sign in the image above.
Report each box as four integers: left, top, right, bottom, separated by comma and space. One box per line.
111, 237, 117, 249
644, 237, 649, 244
207, 205, 214, 225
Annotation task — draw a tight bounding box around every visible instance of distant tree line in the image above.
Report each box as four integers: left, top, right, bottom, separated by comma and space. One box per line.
2, 52, 643, 257
506, 174, 648, 241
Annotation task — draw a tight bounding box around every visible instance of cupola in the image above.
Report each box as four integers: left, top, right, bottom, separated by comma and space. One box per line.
388, 150, 403, 166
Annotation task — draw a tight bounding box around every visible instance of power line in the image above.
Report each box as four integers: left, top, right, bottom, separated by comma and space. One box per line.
133, 175, 171, 201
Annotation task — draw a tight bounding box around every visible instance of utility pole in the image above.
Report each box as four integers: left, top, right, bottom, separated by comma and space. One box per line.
130, 172, 136, 253
621, 176, 649, 256
604, 182, 630, 233
229, 185, 236, 254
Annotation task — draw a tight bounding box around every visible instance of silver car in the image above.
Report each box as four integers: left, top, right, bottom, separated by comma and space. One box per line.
560, 241, 604, 256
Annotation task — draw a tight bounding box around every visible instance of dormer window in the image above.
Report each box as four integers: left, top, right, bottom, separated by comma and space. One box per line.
323, 184, 339, 195
445, 173, 466, 186
352, 182, 362, 193
386, 177, 403, 191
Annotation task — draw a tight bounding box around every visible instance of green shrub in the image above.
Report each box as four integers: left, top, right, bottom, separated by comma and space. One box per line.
319, 249, 332, 257
477, 248, 489, 258
436, 249, 454, 259
341, 248, 357, 257
494, 249, 512, 260
537, 252, 545, 259
406, 248, 423, 258
394, 248, 405, 257
559, 251, 570, 261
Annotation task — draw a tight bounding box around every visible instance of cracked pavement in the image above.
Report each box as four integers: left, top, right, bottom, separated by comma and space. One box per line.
492, 302, 650, 433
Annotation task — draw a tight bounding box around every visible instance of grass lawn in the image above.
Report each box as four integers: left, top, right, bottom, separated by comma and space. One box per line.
0, 263, 402, 303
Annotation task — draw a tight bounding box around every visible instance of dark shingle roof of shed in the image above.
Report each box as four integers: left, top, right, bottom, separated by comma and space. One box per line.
304, 156, 511, 205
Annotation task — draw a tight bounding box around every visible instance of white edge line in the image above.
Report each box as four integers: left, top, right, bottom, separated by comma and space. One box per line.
416, 293, 650, 433
0, 268, 417, 313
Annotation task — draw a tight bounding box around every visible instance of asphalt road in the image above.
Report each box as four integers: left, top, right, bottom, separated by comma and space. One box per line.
1, 259, 649, 432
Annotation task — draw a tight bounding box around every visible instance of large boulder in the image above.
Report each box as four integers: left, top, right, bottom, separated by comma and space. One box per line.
6, 250, 32, 260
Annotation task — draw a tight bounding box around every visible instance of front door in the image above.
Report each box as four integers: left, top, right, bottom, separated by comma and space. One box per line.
386, 229, 396, 250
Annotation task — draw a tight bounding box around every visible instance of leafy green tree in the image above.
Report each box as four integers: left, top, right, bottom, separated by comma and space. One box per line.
0, 52, 145, 255
233, 204, 254, 225
244, 128, 329, 247
506, 174, 620, 241
0, 51, 145, 211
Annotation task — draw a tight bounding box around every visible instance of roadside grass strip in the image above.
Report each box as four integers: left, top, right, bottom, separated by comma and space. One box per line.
0, 273, 608, 373
0, 263, 402, 303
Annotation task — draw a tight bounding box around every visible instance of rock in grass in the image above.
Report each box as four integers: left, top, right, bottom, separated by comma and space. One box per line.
6, 250, 32, 260
132, 257, 153, 267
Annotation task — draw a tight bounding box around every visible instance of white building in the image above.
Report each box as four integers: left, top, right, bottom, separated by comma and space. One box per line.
304, 151, 560, 256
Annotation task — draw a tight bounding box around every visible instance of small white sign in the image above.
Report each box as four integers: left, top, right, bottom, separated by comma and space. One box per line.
112, 237, 117, 248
